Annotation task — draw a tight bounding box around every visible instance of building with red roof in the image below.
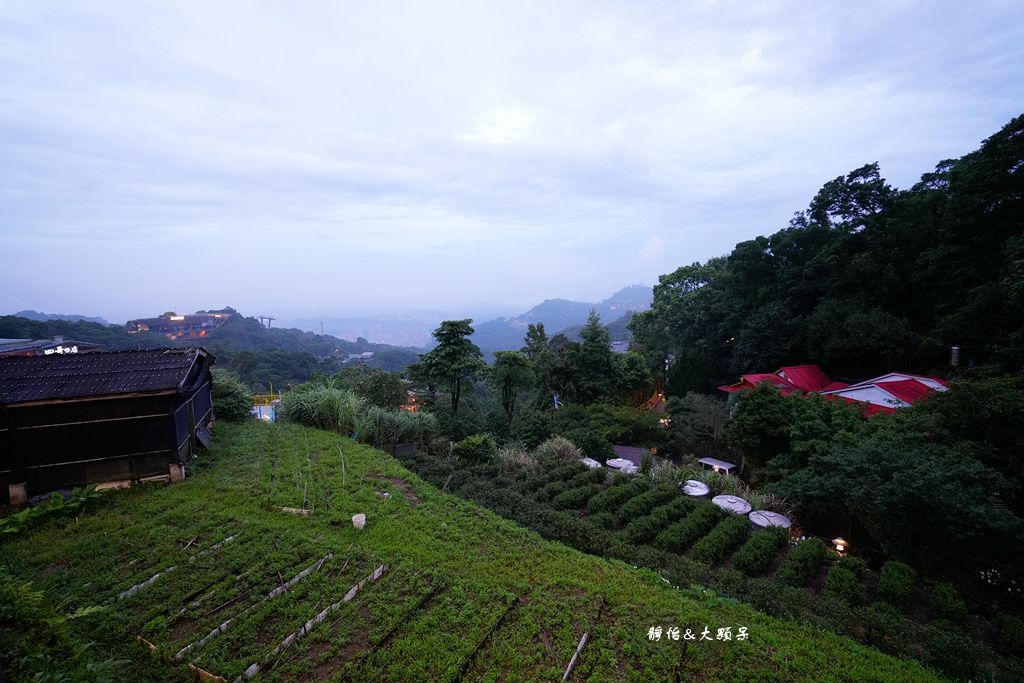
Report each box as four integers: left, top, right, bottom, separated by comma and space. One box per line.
718, 365, 948, 415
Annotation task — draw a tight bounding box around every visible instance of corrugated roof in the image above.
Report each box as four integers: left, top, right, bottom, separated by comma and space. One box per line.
0, 348, 206, 404
879, 378, 934, 404
777, 365, 832, 392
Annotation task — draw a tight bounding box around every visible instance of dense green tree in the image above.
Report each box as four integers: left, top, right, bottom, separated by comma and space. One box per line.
490, 351, 535, 422
574, 310, 615, 403
352, 368, 406, 410
628, 114, 1024, 381
416, 320, 485, 413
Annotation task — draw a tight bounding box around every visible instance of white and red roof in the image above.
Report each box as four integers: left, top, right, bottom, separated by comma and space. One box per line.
820, 372, 948, 414
719, 366, 948, 416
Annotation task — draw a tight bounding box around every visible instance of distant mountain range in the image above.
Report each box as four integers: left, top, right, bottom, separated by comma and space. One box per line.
470, 285, 651, 353
12, 310, 108, 325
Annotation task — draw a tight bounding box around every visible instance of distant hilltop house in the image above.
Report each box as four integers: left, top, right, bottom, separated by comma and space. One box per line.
0, 336, 102, 358
127, 309, 234, 340
0, 347, 214, 505
344, 351, 375, 363
718, 364, 948, 416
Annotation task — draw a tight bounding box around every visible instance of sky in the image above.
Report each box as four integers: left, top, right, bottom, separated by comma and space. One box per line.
1, 1, 1022, 324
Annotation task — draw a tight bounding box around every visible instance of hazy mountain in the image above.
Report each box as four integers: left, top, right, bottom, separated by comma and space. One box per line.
12, 310, 107, 325
560, 311, 636, 343
471, 285, 651, 353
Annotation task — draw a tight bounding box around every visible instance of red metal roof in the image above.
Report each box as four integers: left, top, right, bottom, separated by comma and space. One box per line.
822, 381, 849, 391
777, 365, 832, 392
879, 378, 934, 405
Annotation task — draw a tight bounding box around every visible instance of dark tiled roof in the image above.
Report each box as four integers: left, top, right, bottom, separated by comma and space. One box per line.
0, 348, 206, 404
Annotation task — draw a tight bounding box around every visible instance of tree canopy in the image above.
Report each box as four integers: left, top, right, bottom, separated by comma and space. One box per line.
630, 114, 1024, 384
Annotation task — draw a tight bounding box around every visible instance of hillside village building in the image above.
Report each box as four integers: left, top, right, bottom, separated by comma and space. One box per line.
719, 364, 948, 415
127, 310, 233, 340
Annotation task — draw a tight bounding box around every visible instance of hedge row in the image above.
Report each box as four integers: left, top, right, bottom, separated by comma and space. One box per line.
731, 526, 788, 577
616, 484, 680, 522
552, 484, 601, 511
587, 478, 651, 514
654, 504, 725, 554
623, 497, 695, 545
776, 538, 828, 587
690, 515, 751, 565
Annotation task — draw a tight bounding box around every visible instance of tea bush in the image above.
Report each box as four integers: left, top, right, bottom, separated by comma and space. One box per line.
877, 560, 916, 608
776, 538, 827, 587
690, 515, 751, 565
654, 504, 725, 554
732, 527, 788, 577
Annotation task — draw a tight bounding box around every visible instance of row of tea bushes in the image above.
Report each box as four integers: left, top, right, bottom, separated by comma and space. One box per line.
622, 497, 695, 545
690, 515, 752, 565
731, 527, 789, 577
655, 505, 726, 554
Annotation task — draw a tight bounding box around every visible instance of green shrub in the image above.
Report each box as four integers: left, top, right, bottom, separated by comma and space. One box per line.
663, 555, 712, 588
776, 538, 828, 587
929, 582, 968, 622
587, 479, 650, 514
588, 511, 615, 529
996, 614, 1024, 658
563, 428, 614, 462
877, 560, 916, 608
707, 567, 750, 597
552, 484, 600, 511
745, 578, 811, 620
821, 565, 865, 606
862, 602, 922, 658
211, 367, 253, 422
690, 515, 751, 565
568, 466, 608, 487
452, 433, 497, 465
536, 480, 567, 502
835, 555, 867, 577
623, 497, 694, 545
544, 462, 587, 485
732, 527, 788, 577
654, 504, 725, 554
616, 484, 679, 522
923, 620, 984, 680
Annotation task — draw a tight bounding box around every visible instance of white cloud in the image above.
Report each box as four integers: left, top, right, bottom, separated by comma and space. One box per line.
1, 1, 1022, 320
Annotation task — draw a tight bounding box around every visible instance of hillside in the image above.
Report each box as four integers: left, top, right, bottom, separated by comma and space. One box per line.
0, 422, 939, 682
471, 285, 651, 353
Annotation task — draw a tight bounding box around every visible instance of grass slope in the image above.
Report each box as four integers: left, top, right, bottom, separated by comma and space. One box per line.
1, 423, 940, 682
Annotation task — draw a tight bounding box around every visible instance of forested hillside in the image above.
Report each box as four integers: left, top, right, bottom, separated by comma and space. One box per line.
630, 114, 1024, 389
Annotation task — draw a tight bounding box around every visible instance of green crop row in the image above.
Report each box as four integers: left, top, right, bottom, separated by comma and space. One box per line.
654, 504, 725, 554
690, 515, 751, 565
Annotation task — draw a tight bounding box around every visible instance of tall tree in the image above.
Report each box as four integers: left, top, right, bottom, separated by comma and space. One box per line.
490, 351, 535, 422
417, 320, 485, 413
575, 310, 615, 403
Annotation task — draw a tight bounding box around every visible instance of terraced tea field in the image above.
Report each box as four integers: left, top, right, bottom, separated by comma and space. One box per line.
1, 422, 939, 681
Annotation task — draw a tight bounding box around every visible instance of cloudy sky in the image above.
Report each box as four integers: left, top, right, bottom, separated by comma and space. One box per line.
1, 1, 1022, 323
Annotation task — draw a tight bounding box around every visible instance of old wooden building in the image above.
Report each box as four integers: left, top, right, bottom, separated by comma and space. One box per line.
0, 347, 214, 504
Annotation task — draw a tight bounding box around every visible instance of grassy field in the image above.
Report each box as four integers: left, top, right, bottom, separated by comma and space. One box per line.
0, 422, 942, 681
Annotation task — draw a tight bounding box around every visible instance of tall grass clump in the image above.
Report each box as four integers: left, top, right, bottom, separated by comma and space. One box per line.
279, 386, 365, 434
357, 406, 439, 447
534, 436, 583, 464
